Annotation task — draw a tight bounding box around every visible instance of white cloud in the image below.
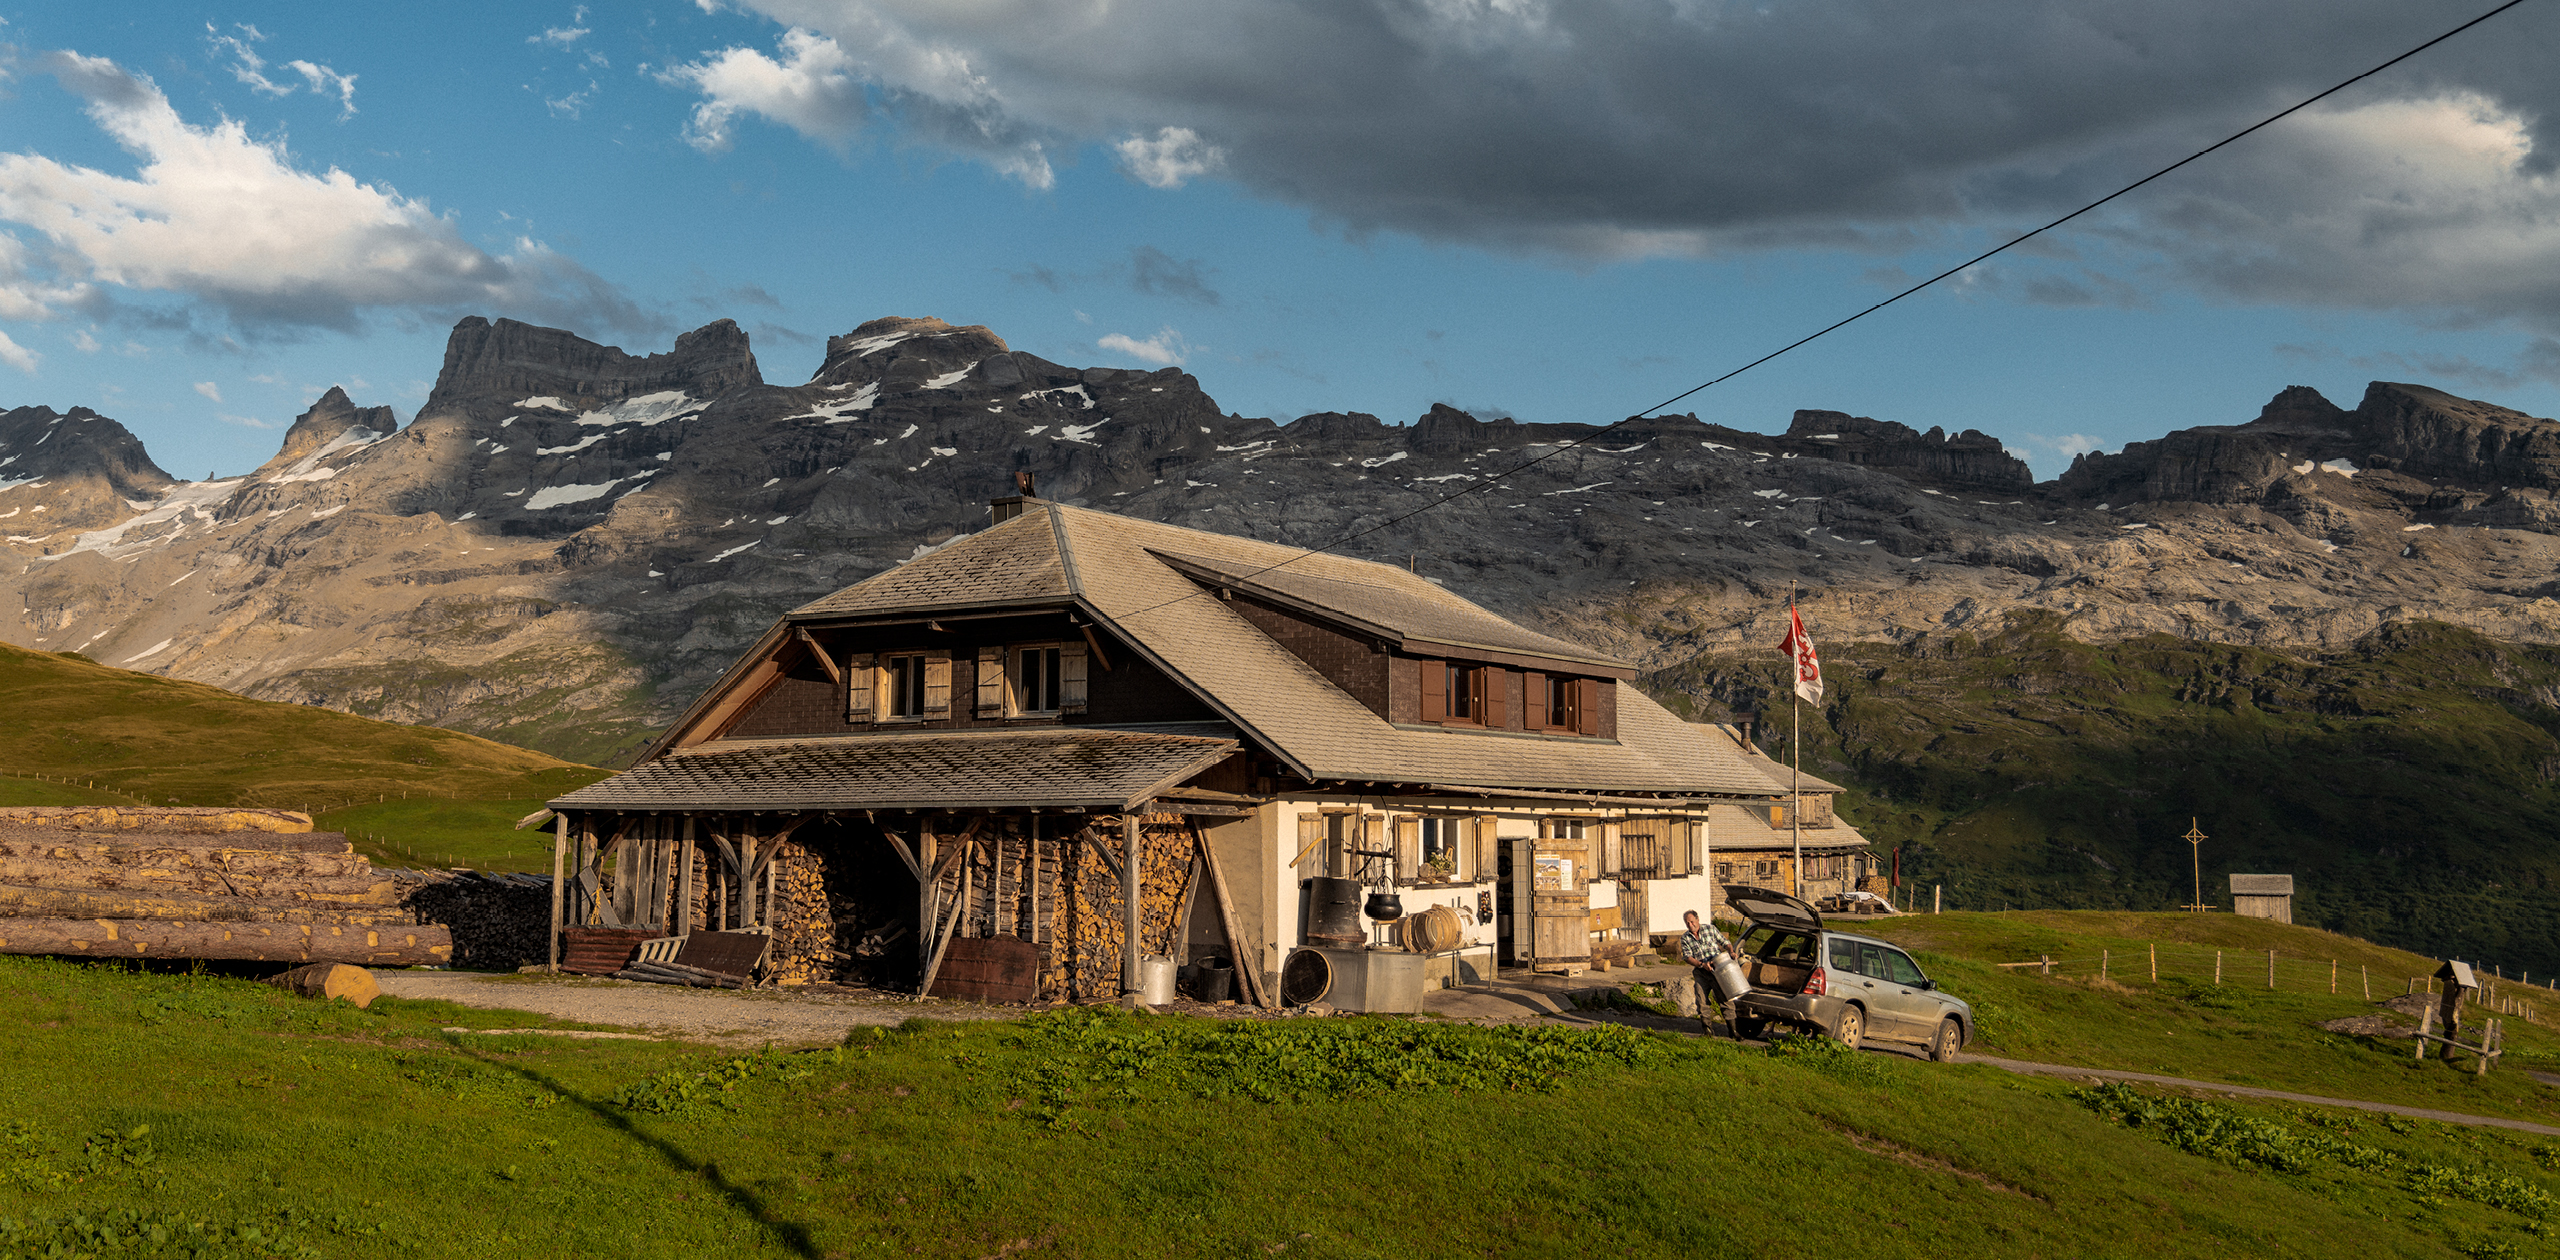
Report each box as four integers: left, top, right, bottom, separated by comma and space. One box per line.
532, 26, 591, 47
547, 81, 602, 119
71, 329, 99, 353
1114, 127, 1223, 190
287, 61, 358, 119
660, 25, 1052, 188
207, 24, 290, 96
1098, 326, 1187, 366
2011, 431, 2118, 479
0, 331, 36, 373
192, 380, 222, 402
0, 52, 656, 338
218, 413, 281, 429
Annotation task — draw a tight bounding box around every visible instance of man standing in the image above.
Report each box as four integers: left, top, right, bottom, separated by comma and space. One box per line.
1678, 909, 1729, 1028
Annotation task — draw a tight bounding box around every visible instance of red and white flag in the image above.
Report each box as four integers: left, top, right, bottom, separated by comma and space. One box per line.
1779, 603, 1823, 705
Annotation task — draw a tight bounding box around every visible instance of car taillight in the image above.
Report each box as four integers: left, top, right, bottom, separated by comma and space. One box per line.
1805, 966, 1827, 997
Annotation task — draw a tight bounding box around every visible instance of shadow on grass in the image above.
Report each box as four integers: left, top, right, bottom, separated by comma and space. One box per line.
464, 1047, 822, 1258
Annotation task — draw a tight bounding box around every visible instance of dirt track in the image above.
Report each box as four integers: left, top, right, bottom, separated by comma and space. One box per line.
371, 971, 1023, 1047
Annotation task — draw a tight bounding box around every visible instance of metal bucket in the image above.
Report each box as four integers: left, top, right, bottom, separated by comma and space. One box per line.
1139, 955, 1178, 1005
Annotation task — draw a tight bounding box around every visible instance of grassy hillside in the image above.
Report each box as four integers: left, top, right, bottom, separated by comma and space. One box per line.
8, 953, 2560, 1259
0, 642, 607, 867
1856, 909, 2560, 1126
1649, 614, 2560, 976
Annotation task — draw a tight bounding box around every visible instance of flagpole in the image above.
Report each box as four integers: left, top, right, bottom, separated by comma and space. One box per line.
1791, 581, 1803, 900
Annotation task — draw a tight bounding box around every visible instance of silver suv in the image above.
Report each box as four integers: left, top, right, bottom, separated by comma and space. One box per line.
1720, 885, 1972, 1061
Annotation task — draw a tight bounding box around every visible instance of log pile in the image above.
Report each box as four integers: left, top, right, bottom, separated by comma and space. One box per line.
0, 808, 451, 966
765, 839, 835, 986
1039, 814, 1195, 1002
392, 869, 552, 971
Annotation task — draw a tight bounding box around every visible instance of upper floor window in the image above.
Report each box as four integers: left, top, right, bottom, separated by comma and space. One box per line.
1546, 674, 1580, 730
1421, 660, 1503, 726
1521, 671, 1601, 736
885, 653, 930, 718
1016, 645, 1063, 714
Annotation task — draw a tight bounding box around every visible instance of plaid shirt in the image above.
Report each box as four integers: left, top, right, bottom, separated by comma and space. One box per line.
1680, 925, 1724, 968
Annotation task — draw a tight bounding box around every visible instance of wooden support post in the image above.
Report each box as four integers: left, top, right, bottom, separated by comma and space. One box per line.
677, 816, 696, 936
1933, 884, 1941, 915
1028, 817, 1041, 945
2040, 954, 2050, 976
2267, 949, 2275, 990
2214, 950, 2222, 985
919, 839, 971, 998
2150, 943, 2157, 983
2101, 949, 2109, 982
916, 824, 937, 992
549, 812, 568, 973
2416, 1003, 2433, 1061
1122, 813, 1142, 995
1193, 820, 1268, 1008
2363, 965, 2369, 1001
2330, 959, 2337, 995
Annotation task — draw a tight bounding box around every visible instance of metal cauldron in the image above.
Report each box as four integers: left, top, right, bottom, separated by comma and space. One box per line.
1364, 889, 1404, 922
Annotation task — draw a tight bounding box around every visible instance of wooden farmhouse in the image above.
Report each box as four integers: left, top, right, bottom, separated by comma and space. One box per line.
1648, 724, 1883, 933
546, 494, 1784, 1003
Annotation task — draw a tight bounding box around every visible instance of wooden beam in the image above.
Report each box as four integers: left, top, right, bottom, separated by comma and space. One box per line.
677, 815, 696, 936
515, 807, 556, 831
879, 825, 923, 880
1079, 623, 1113, 672
794, 628, 846, 685
1121, 813, 1142, 995
1193, 820, 1267, 1008
549, 812, 568, 973
919, 836, 974, 997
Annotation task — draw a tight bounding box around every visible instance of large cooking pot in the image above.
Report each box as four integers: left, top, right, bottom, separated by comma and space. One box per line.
1364, 889, 1404, 922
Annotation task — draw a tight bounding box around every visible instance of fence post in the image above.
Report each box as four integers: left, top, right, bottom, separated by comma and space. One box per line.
2330, 959, 2337, 995
2041, 955, 2051, 976
2102, 949, 2110, 982
2215, 951, 2222, 985
1934, 885, 1941, 915
2362, 965, 2369, 1001
2268, 949, 2275, 990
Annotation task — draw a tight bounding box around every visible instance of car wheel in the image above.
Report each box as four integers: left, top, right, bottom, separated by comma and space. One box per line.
1929, 1017, 1962, 1063
1832, 1005, 1864, 1050
1732, 1013, 1766, 1042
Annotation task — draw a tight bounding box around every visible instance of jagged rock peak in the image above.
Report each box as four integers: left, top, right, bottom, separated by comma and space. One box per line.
0, 403, 174, 499
810, 316, 1011, 389
2248, 385, 2349, 431
1776, 409, 2034, 494
260, 387, 398, 473
424, 317, 762, 412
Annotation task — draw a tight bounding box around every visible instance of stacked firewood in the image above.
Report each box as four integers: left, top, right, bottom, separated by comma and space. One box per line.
393, 869, 551, 971
0, 807, 450, 966
765, 839, 836, 986
1040, 814, 1196, 1002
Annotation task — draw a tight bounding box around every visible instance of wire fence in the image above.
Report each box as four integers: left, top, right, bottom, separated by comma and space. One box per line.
1, 769, 484, 820
1993, 945, 2549, 1025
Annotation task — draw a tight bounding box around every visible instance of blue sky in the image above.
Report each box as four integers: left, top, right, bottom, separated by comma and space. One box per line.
5, 1, 2560, 482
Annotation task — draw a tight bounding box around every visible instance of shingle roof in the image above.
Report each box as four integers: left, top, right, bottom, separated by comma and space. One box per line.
702, 500, 1781, 799
554, 727, 1237, 812
1703, 801, 1871, 854
1149, 550, 1629, 670
2229, 874, 2294, 896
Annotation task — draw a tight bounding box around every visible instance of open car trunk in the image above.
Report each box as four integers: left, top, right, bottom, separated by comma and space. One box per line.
1722, 884, 1826, 996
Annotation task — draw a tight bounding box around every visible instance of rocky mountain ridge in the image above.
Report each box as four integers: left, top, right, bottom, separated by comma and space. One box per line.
6, 313, 2560, 764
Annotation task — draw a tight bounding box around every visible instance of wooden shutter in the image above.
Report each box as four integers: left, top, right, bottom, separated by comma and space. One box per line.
1394, 817, 1421, 881
1521, 672, 1547, 730
1507, 831, 1532, 960
1360, 815, 1385, 869
1575, 678, 1601, 735
1059, 641, 1089, 714
846, 652, 877, 723
1419, 659, 1446, 722
1598, 821, 1623, 878
1482, 667, 1507, 728
1466, 816, 1494, 883
1295, 814, 1324, 875
975, 646, 1005, 716
922, 650, 953, 716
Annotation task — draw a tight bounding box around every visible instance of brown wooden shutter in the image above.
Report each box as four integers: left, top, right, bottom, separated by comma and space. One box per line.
1419, 659, 1446, 722
1394, 817, 1421, 881
922, 650, 953, 716
1466, 816, 1494, 883
1575, 678, 1601, 735
1598, 821, 1623, 878
1059, 641, 1089, 714
1482, 666, 1506, 728
846, 652, 877, 723
975, 646, 1005, 716
1295, 814, 1324, 875
1522, 671, 1548, 730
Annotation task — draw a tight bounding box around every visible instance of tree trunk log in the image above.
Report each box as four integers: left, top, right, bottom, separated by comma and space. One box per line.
0, 846, 370, 882
0, 883, 409, 925
0, 860, 387, 899
0, 918, 450, 965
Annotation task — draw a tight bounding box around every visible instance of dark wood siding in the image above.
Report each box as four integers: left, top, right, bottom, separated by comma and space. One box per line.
1226, 595, 1391, 718
726, 670, 841, 738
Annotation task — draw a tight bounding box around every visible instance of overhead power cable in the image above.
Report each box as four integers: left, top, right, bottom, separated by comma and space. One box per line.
1119, 0, 2536, 623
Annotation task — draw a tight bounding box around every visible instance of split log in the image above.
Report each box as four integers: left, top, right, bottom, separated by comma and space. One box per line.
0, 883, 410, 925
0, 918, 450, 966
0, 839, 367, 876
0, 807, 315, 836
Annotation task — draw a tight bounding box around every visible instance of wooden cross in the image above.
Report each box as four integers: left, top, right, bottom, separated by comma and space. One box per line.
2180, 819, 2213, 912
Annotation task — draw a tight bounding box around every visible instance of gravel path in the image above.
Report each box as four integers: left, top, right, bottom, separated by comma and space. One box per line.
371, 971, 1023, 1046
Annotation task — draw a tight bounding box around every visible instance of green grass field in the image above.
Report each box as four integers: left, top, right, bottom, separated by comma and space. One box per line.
0, 642, 609, 870
9, 913, 2560, 1257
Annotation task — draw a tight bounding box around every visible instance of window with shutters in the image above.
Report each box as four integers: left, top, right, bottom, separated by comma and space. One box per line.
1714, 861, 1735, 880
1616, 817, 1701, 879
1390, 815, 1486, 885
1002, 641, 1088, 717
1523, 673, 1602, 736
884, 654, 929, 718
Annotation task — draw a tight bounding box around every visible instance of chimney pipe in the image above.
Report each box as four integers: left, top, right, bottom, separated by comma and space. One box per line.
990, 471, 1039, 526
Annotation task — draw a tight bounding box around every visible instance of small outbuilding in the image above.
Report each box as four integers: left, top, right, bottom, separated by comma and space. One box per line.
2229, 873, 2294, 923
